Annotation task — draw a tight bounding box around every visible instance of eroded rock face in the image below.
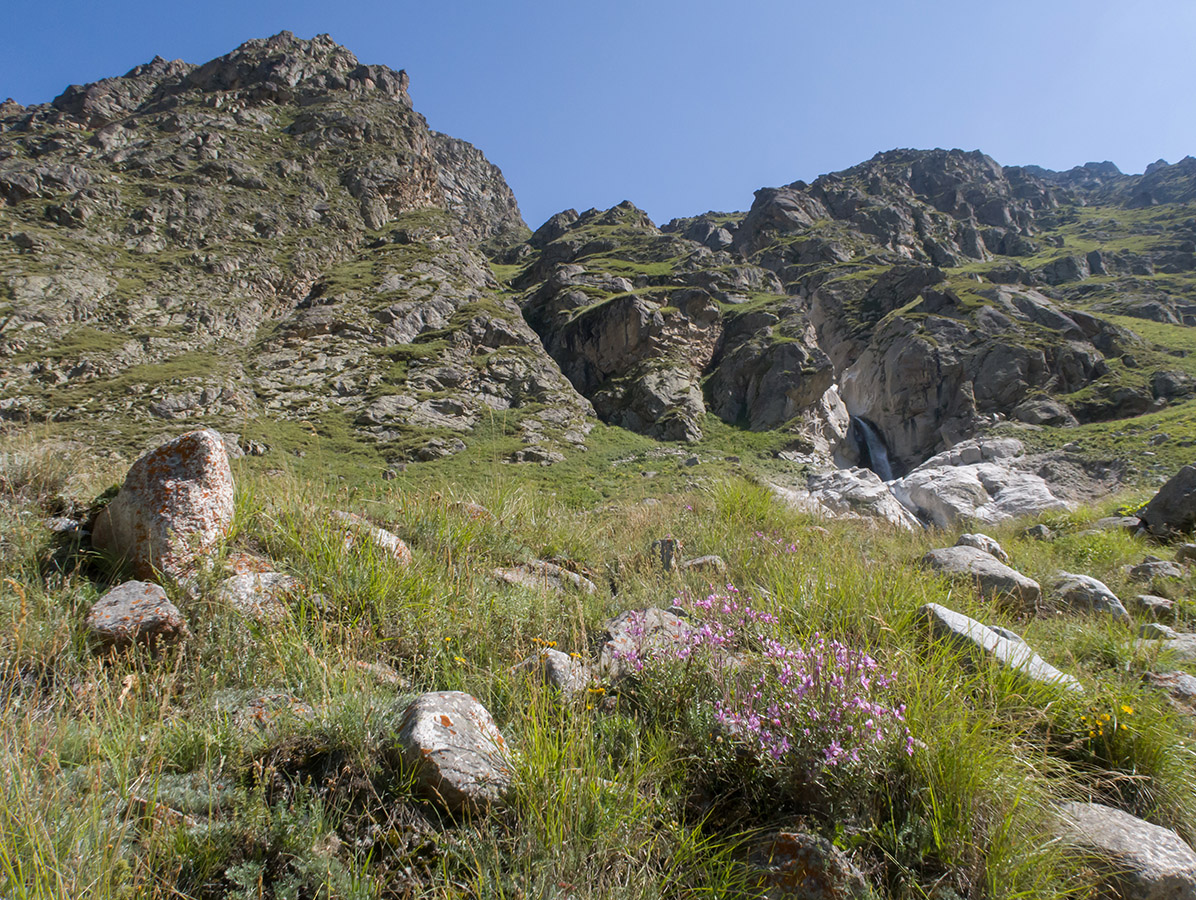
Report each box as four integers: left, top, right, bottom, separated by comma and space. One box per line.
1056, 801, 1196, 900
92, 430, 235, 580
396, 691, 511, 813
921, 546, 1041, 612
86, 581, 188, 650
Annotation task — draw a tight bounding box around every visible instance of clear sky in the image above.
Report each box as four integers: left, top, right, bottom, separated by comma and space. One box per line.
4, 0, 1194, 230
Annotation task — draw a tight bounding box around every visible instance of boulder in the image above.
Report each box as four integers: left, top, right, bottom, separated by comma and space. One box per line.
92, 430, 235, 580
921, 546, 1042, 612
771, 468, 922, 531
1176, 544, 1196, 565
1140, 466, 1196, 538
1131, 559, 1185, 582
750, 831, 872, 899
919, 603, 1082, 692
86, 581, 188, 650
1132, 594, 1176, 621
397, 691, 511, 813
681, 554, 728, 575
955, 533, 1009, 563
1052, 572, 1130, 622
1055, 801, 1196, 900
892, 440, 1070, 528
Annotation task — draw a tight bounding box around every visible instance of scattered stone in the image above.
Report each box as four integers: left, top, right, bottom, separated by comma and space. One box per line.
750, 831, 872, 899
217, 572, 300, 623
243, 440, 269, 456
681, 554, 728, 574
493, 560, 598, 594
511, 648, 590, 694
1091, 515, 1146, 534
454, 501, 494, 521
1131, 594, 1176, 621
223, 551, 276, 575
1055, 801, 1196, 900
1140, 466, 1196, 538
955, 533, 1009, 563
85, 581, 189, 651
1137, 633, 1196, 664
397, 691, 511, 813
1024, 523, 1053, 540
1140, 623, 1178, 640
353, 660, 406, 687
226, 691, 314, 732
684, 456, 700, 467
652, 538, 683, 572
1052, 572, 1130, 622
332, 511, 412, 565
921, 546, 1042, 612
1130, 558, 1185, 582
1176, 544, 1196, 565
92, 430, 236, 581
598, 607, 697, 679
919, 603, 1082, 692
1146, 671, 1196, 712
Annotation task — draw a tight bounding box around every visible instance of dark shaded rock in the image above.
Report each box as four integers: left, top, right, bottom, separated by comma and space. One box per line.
750, 831, 872, 899
1141, 467, 1196, 538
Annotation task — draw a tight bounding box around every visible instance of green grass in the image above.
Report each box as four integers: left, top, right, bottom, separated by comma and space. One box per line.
3, 431, 1195, 898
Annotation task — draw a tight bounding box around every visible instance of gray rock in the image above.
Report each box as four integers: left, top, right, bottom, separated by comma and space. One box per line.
1141, 467, 1196, 538
771, 468, 922, 531
921, 546, 1042, 612
1053, 572, 1130, 622
1147, 671, 1196, 710
989, 626, 1028, 646
1176, 544, 1196, 565
1011, 397, 1078, 426
919, 603, 1082, 692
1056, 801, 1196, 900
955, 533, 1009, 563
332, 511, 412, 565
1131, 559, 1185, 582
86, 581, 188, 650
493, 560, 598, 594
1137, 633, 1196, 664
1141, 623, 1179, 640
1024, 523, 1053, 540
681, 554, 728, 575
397, 691, 511, 813
1132, 594, 1177, 621
217, 572, 300, 623
598, 607, 697, 680
92, 430, 235, 581
512, 648, 590, 694
1092, 515, 1146, 533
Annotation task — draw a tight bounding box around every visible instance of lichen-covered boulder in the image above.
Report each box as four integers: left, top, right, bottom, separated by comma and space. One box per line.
217, 572, 301, 623
92, 430, 234, 580
85, 581, 188, 650
750, 831, 873, 899
397, 691, 511, 813
1056, 801, 1196, 900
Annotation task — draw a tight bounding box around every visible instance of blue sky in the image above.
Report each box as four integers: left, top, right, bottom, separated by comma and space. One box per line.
4, 1, 1194, 230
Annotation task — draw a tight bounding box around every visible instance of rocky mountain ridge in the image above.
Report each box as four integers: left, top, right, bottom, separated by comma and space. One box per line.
2, 32, 1195, 491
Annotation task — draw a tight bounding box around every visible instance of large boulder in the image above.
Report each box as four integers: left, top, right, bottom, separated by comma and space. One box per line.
396, 691, 512, 813
891, 439, 1070, 527
770, 468, 922, 531
85, 581, 188, 650
921, 546, 1042, 612
1140, 466, 1196, 538
919, 603, 1081, 692
1055, 801, 1196, 900
750, 831, 872, 899
92, 430, 235, 581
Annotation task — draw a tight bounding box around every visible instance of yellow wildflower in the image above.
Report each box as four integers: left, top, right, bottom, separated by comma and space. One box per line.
1121, 705, 1134, 715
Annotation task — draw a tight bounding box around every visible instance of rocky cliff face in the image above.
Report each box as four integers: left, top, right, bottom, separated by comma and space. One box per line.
2, 33, 1194, 477
0, 32, 587, 465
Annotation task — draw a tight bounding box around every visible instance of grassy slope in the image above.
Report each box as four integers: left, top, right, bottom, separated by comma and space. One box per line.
2, 434, 1195, 899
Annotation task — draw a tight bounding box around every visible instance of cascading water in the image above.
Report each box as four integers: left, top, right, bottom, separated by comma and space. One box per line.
851, 417, 894, 481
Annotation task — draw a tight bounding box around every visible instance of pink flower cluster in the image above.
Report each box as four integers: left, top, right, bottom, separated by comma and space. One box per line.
614, 585, 914, 773
752, 531, 800, 555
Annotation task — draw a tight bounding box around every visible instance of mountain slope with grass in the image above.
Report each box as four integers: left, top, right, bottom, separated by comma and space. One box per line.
2, 31, 1196, 899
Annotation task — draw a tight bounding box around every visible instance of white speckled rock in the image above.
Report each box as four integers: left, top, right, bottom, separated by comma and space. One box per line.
92, 430, 234, 581
1056, 801, 1196, 899
397, 691, 511, 813
86, 581, 188, 650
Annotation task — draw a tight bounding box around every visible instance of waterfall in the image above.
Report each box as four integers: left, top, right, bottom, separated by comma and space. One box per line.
852, 417, 894, 481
